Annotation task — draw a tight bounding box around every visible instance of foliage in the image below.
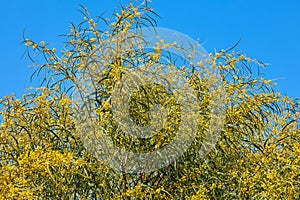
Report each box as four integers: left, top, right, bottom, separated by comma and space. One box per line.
0, 1, 299, 199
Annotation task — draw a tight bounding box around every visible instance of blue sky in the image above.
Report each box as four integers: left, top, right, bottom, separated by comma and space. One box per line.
1, 0, 300, 98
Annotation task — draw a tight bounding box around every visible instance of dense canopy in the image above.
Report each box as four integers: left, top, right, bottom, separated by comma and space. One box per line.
0, 1, 299, 199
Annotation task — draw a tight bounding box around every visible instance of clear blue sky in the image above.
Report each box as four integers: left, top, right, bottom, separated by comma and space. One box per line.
1, 0, 300, 98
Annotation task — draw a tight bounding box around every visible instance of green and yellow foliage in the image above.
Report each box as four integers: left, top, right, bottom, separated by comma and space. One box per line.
0, 1, 299, 199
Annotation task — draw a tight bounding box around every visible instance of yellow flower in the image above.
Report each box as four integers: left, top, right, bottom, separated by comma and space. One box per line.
32, 43, 38, 49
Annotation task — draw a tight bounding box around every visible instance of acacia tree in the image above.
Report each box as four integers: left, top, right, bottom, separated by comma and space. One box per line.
0, 1, 299, 199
